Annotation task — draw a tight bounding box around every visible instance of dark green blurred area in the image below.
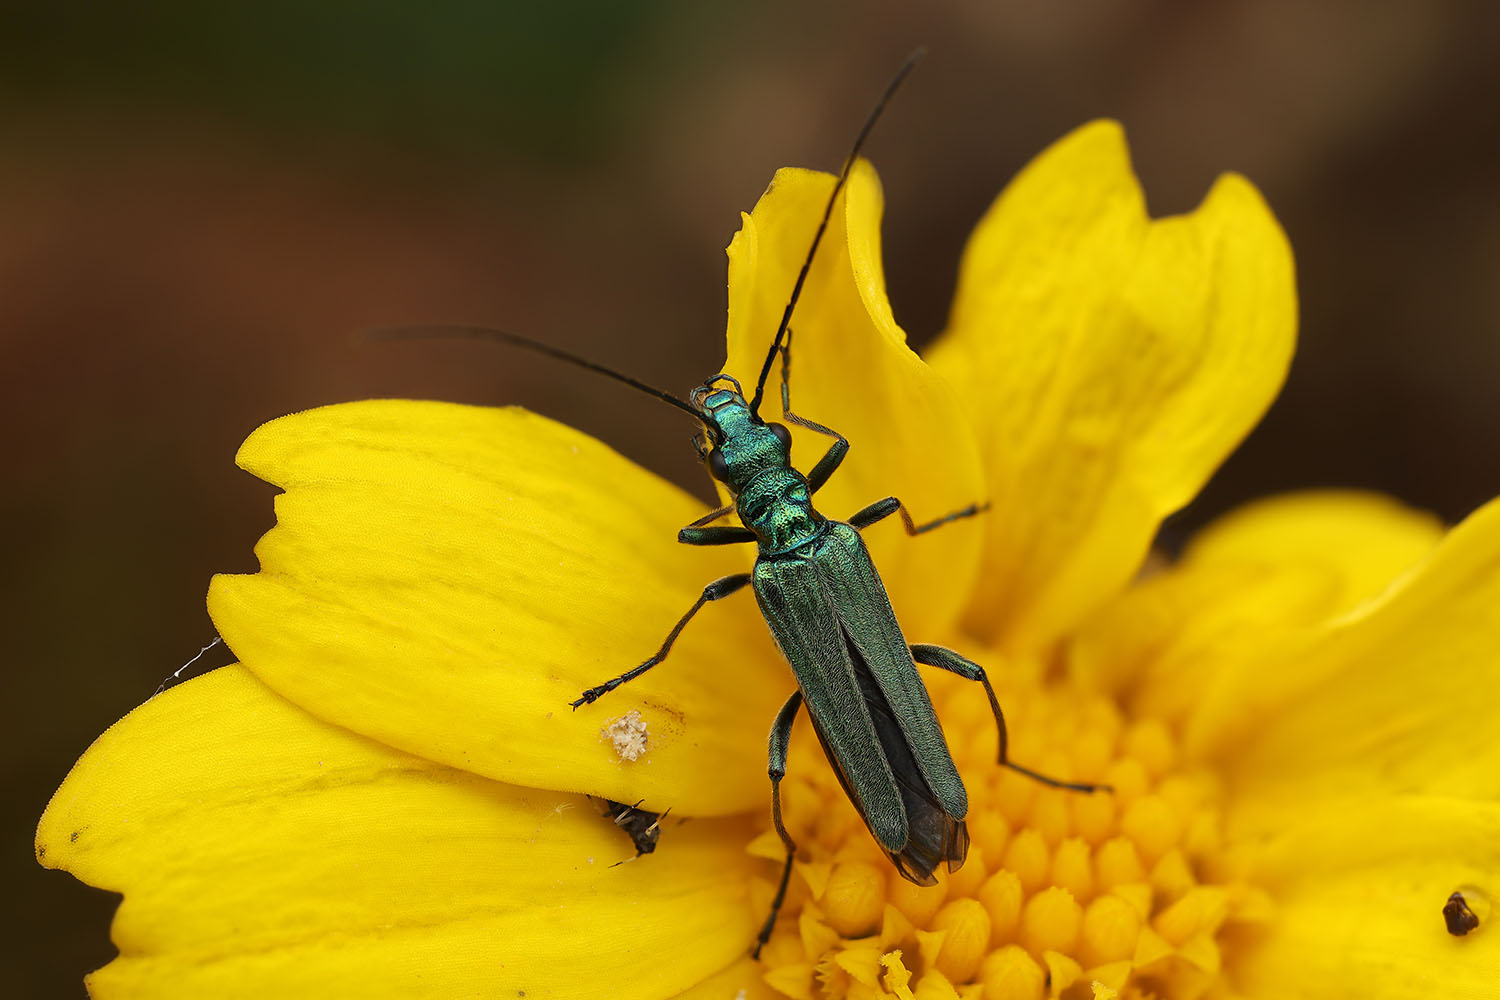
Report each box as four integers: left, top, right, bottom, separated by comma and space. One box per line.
6, 2, 1499, 996
0, 2, 687, 160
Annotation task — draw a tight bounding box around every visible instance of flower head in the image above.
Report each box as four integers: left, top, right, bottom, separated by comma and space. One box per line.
39, 121, 1500, 999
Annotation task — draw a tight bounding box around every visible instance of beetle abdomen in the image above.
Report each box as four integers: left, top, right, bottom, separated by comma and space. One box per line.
808, 631, 969, 886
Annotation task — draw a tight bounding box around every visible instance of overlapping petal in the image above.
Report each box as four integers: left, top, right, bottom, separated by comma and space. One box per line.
208, 400, 785, 815
1197, 495, 1500, 832
721, 163, 987, 638
1229, 797, 1500, 998
1070, 491, 1444, 723
37, 667, 758, 999
1200, 495, 1500, 999
928, 120, 1296, 654
1183, 491, 1444, 610
670, 957, 780, 1000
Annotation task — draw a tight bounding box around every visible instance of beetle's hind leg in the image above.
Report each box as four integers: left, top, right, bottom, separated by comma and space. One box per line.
910, 644, 1109, 795
754, 691, 804, 959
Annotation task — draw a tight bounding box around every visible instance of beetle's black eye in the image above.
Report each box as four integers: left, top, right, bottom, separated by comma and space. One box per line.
707, 448, 730, 482
768, 422, 792, 450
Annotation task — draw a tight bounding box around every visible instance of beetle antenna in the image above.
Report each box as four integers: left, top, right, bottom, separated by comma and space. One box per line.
747, 48, 924, 418
369, 325, 703, 420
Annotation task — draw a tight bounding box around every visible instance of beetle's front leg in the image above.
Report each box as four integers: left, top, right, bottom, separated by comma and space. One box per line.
676, 506, 757, 546
776, 328, 850, 495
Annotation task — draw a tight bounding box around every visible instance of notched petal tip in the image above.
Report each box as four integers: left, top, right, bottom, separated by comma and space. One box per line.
43, 666, 760, 1000
931, 120, 1297, 653
211, 399, 782, 816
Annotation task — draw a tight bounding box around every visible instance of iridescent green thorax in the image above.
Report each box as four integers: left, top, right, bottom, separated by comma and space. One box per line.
693, 381, 825, 554
737, 469, 822, 554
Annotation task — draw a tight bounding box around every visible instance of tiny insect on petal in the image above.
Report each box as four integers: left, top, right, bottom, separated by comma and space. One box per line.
1445, 890, 1481, 936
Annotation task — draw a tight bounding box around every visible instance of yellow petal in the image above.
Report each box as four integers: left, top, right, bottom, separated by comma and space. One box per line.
1231, 797, 1500, 998
209, 400, 786, 815
928, 120, 1296, 652
669, 957, 781, 1000
1184, 490, 1444, 611
721, 164, 987, 638
1200, 495, 1500, 832
1072, 562, 1338, 726
1071, 491, 1443, 723
38, 667, 758, 999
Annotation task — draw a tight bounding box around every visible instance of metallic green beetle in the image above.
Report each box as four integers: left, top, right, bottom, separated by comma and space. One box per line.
393, 54, 1107, 956
566, 58, 1104, 955
571, 330, 1105, 952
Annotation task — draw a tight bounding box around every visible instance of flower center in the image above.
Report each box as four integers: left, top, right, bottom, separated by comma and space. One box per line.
748, 667, 1269, 999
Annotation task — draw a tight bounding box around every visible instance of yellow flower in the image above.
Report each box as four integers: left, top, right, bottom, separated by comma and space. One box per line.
38, 120, 1500, 999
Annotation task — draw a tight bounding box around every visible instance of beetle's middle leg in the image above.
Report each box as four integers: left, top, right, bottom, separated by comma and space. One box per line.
570, 573, 753, 708
910, 644, 1109, 794
848, 495, 988, 535
754, 690, 804, 958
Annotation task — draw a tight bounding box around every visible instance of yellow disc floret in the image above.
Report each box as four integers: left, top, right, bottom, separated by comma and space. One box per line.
750, 665, 1263, 999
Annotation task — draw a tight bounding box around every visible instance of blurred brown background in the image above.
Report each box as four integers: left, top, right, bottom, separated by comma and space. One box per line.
6, 2, 1498, 995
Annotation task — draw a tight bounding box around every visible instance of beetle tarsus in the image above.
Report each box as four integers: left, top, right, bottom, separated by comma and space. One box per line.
1003, 760, 1111, 795
752, 849, 796, 959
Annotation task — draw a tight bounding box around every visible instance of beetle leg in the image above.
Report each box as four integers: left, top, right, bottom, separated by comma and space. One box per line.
678, 524, 757, 546
678, 506, 759, 546
803, 432, 850, 495
848, 496, 988, 534
754, 690, 804, 959
775, 328, 851, 495
570, 573, 753, 708
910, 644, 1110, 794
684, 504, 735, 529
